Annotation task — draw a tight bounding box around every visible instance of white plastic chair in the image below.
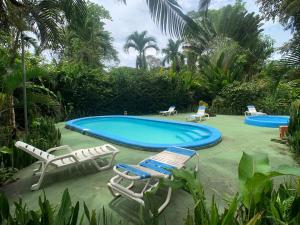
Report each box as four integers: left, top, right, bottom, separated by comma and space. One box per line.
245, 105, 267, 116
15, 141, 119, 190
159, 106, 177, 116
187, 106, 209, 121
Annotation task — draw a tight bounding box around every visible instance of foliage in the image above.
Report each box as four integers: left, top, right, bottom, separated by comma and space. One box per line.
154, 152, 300, 225
162, 39, 184, 72
48, 67, 192, 118
61, 2, 118, 69
124, 31, 159, 69
0, 188, 122, 225
211, 80, 269, 114
211, 79, 297, 115
288, 100, 300, 156
257, 0, 300, 32
186, 1, 274, 83
0, 167, 18, 186
26, 117, 61, 151
118, 0, 200, 37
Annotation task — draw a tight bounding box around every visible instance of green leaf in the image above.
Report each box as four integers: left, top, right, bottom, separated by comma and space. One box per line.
0, 146, 12, 155
238, 152, 271, 184
54, 189, 72, 225
0, 193, 10, 220
246, 212, 262, 225
221, 195, 238, 225
70, 202, 80, 225
84, 202, 91, 222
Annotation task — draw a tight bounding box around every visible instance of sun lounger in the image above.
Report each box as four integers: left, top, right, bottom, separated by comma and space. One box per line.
245, 105, 267, 116
15, 141, 119, 190
107, 146, 199, 214
159, 106, 177, 116
187, 106, 209, 121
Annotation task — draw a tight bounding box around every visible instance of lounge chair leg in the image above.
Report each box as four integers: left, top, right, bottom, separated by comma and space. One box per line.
31, 163, 48, 191
157, 187, 172, 214
33, 161, 43, 175
92, 152, 117, 171
107, 182, 121, 197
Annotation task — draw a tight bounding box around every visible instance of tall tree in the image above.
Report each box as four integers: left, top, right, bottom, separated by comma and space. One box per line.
185, 2, 273, 77
61, 2, 118, 68
162, 39, 184, 72
0, 0, 86, 133
124, 31, 159, 69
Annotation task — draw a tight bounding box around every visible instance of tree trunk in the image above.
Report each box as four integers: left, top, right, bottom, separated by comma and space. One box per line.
21, 33, 28, 134
8, 95, 16, 128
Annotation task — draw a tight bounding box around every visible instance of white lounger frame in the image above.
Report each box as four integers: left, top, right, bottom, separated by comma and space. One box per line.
15, 141, 119, 190
159, 106, 177, 116
187, 106, 209, 122
107, 148, 199, 214
245, 105, 267, 116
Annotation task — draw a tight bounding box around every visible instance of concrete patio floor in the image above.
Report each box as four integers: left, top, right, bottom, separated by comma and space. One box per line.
1, 114, 297, 224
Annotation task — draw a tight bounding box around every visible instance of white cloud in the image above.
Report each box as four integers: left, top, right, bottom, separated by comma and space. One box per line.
93, 0, 292, 66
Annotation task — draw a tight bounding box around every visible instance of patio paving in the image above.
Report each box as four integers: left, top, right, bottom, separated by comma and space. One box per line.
0, 114, 297, 224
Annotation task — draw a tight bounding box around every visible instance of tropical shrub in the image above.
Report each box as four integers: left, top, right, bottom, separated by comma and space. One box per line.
12, 117, 61, 169
211, 80, 269, 114
288, 100, 300, 156
0, 189, 122, 225
157, 152, 300, 225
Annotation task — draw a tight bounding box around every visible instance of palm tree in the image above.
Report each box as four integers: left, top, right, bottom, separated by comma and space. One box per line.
124, 31, 159, 69
162, 39, 184, 72
0, 0, 86, 133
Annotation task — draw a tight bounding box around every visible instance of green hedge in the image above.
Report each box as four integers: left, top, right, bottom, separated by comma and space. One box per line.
53, 69, 193, 118
212, 80, 295, 115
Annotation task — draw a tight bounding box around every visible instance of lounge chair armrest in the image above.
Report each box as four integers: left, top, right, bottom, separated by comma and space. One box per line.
49, 153, 79, 163
102, 144, 119, 153
113, 165, 146, 180
47, 145, 72, 153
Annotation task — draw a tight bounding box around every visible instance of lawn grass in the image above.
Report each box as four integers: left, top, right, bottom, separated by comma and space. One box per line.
0, 114, 297, 225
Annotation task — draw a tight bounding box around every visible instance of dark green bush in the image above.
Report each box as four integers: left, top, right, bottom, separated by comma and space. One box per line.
288, 100, 300, 155
53, 69, 193, 118
211, 80, 269, 114
212, 80, 296, 115
13, 117, 61, 169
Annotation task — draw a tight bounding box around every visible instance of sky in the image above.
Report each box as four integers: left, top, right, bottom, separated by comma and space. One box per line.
93, 0, 293, 67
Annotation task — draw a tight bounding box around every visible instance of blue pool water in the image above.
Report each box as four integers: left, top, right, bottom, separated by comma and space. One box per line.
66, 116, 222, 149
245, 115, 289, 128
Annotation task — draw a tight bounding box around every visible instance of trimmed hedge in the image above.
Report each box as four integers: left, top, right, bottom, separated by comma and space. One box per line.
54, 69, 193, 118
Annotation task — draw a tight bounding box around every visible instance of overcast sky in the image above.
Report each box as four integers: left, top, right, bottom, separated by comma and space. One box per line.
93, 0, 293, 67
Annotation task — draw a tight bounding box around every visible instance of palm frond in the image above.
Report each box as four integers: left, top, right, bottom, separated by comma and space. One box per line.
118, 0, 199, 37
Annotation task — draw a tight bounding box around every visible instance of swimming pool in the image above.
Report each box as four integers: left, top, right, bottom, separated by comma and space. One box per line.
245, 115, 289, 128
66, 116, 222, 150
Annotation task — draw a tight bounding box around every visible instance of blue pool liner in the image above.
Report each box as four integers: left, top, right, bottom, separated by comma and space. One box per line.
66, 116, 222, 150
245, 115, 290, 128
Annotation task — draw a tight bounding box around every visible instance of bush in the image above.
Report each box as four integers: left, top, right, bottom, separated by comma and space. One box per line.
13, 117, 61, 169
212, 80, 296, 115
288, 100, 300, 156
0, 189, 121, 225
52, 69, 193, 118
211, 80, 268, 114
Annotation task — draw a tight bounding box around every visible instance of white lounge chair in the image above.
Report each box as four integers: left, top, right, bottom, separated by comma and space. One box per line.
245, 105, 267, 116
107, 146, 199, 214
159, 106, 177, 116
187, 106, 209, 121
15, 141, 119, 190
